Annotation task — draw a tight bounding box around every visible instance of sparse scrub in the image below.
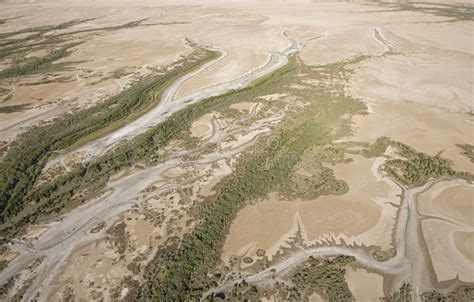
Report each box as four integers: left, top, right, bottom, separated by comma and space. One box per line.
421, 286, 474, 302
382, 282, 412, 302
0, 42, 82, 79
0, 277, 14, 298
456, 144, 474, 162
380, 1, 474, 21
0, 18, 148, 67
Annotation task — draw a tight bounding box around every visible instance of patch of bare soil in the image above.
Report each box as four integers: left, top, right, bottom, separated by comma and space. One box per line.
345, 266, 384, 301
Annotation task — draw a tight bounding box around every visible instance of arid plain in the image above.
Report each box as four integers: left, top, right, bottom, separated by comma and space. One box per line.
0, 0, 473, 301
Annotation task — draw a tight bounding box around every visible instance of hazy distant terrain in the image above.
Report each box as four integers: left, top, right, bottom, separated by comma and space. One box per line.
0, 0, 473, 301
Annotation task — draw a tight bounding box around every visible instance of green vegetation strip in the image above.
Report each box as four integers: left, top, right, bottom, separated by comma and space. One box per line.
0, 42, 82, 79
382, 283, 474, 302
378, 1, 474, 21
0, 104, 29, 114
0, 19, 92, 61
0, 18, 149, 75
0, 48, 218, 228
0, 19, 89, 41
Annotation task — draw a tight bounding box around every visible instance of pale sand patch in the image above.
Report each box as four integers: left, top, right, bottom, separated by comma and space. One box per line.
432, 186, 474, 227
261, 296, 277, 302
417, 180, 474, 283
453, 231, 474, 262
49, 210, 164, 300
176, 50, 267, 98
350, 52, 473, 113
190, 113, 214, 140
230, 102, 255, 113
308, 292, 324, 302
346, 24, 473, 175
299, 26, 384, 66
63, 150, 86, 167
421, 219, 474, 283
49, 240, 121, 300
418, 182, 474, 227
258, 93, 286, 101
175, 23, 287, 98
126, 214, 155, 250
163, 166, 187, 178
221, 128, 270, 150
384, 22, 474, 55
346, 266, 384, 301
221, 199, 300, 262
223, 155, 401, 262
109, 166, 141, 182
199, 160, 232, 197
302, 159, 398, 250
384, 145, 405, 160
295, 167, 313, 178
25, 49, 51, 60
20, 225, 50, 244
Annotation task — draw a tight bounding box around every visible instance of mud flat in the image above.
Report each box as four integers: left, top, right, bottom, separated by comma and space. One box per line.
347, 26, 474, 173
222, 155, 401, 263
190, 113, 214, 140
417, 180, 474, 283
345, 100, 474, 173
